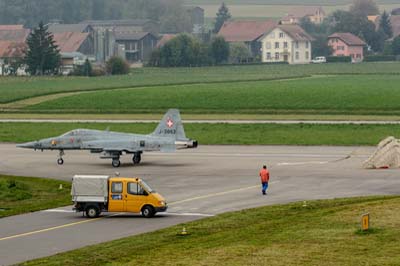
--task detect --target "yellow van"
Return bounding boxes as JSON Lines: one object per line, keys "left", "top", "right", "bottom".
{"left": 71, "top": 175, "right": 167, "bottom": 218}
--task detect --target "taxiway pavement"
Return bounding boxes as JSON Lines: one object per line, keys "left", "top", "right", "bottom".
{"left": 0, "top": 144, "right": 399, "bottom": 265}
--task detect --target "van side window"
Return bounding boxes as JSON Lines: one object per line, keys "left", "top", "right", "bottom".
{"left": 128, "top": 182, "right": 146, "bottom": 195}
{"left": 128, "top": 182, "right": 139, "bottom": 195}
{"left": 111, "top": 182, "right": 123, "bottom": 193}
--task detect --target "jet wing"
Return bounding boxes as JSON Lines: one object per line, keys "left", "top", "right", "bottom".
{"left": 81, "top": 138, "right": 176, "bottom": 153}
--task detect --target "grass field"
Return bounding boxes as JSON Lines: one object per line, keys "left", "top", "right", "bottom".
{"left": 2, "top": 122, "right": 399, "bottom": 145}
{"left": 0, "top": 175, "right": 71, "bottom": 218}
{"left": 26, "top": 75, "right": 400, "bottom": 115}
{"left": 1, "top": 63, "right": 400, "bottom": 105}
{"left": 22, "top": 196, "right": 400, "bottom": 266}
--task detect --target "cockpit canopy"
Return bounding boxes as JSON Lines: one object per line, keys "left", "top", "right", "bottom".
{"left": 61, "top": 129, "right": 92, "bottom": 137}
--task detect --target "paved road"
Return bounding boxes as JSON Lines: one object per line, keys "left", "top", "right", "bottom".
{"left": 1, "top": 144, "right": 399, "bottom": 265}
{"left": 1, "top": 119, "right": 400, "bottom": 124}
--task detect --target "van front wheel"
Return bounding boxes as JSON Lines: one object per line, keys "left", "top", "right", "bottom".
{"left": 86, "top": 205, "right": 100, "bottom": 218}
{"left": 142, "top": 205, "right": 155, "bottom": 218}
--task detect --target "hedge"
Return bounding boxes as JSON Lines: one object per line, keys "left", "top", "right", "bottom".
{"left": 326, "top": 56, "right": 352, "bottom": 63}
{"left": 364, "top": 55, "right": 396, "bottom": 62}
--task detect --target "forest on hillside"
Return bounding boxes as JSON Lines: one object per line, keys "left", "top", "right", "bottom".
{"left": 0, "top": 0, "right": 189, "bottom": 28}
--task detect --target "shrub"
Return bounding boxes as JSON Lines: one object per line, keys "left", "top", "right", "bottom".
{"left": 106, "top": 56, "right": 130, "bottom": 75}
{"left": 326, "top": 56, "right": 352, "bottom": 63}
{"left": 72, "top": 59, "right": 93, "bottom": 76}
{"left": 91, "top": 66, "right": 106, "bottom": 76}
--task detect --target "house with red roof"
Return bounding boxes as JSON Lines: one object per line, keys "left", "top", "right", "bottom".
{"left": 53, "top": 32, "right": 94, "bottom": 55}
{"left": 259, "top": 24, "right": 314, "bottom": 64}
{"left": 328, "top": 33, "right": 366, "bottom": 62}
{"left": 218, "top": 20, "right": 277, "bottom": 58}
{"left": 0, "top": 25, "right": 30, "bottom": 75}
{"left": 281, "top": 6, "right": 325, "bottom": 25}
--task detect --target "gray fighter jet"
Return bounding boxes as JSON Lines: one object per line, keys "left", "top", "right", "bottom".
{"left": 17, "top": 109, "right": 198, "bottom": 167}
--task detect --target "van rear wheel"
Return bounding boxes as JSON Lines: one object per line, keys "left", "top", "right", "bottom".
{"left": 86, "top": 205, "right": 100, "bottom": 218}
{"left": 142, "top": 205, "right": 155, "bottom": 218}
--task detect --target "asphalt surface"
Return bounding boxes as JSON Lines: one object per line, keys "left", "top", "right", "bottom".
{"left": 1, "top": 144, "right": 400, "bottom": 265}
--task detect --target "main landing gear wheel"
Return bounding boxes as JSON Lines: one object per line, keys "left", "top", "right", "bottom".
{"left": 132, "top": 153, "right": 142, "bottom": 164}
{"left": 112, "top": 159, "right": 121, "bottom": 168}
{"left": 57, "top": 158, "right": 64, "bottom": 165}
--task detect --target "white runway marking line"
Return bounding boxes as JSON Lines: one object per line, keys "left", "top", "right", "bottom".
{"left": 169, "top": 181, "right": 280, "bottom": 206}
{"left": 162, "top": 212, "right": 214, "bottom": 217}
{"left": 42, "top": 209, "right": 75, "bottom": 213}
{"left": 277, "top": 161, "right": 329, "bottom": 166}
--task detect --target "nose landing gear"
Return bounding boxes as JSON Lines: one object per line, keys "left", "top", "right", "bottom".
{"left": 112, "top": 158, "right": 121, "bottom": 168}
{"left": 57, "top": 150, "right": 65, "bottom": 165}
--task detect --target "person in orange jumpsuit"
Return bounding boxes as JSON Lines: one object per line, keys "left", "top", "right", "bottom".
{"left": 259, "top": 165, "right": 270, "bottom": 195}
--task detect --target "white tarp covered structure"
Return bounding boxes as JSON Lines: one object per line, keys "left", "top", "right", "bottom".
{"left": 71, "top": 175, "right": 109, "bottom": 202}
{"left": 363, "top": 136, "right": 400, "bottom": 169}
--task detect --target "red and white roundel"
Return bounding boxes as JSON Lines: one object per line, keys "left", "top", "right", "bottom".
{"left": 166, "top": 118, "right": 174, "bottom": 128}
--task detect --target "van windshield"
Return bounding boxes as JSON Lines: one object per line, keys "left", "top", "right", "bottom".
{"left": 140, "top": 180, "right": 154, "bottom": 193}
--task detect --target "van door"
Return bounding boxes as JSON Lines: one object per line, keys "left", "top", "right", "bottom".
{"left": 108, "top": 180, "right": 125, "bottom": 212}
{"left": 125, "top": 182, "right": 149, "bottom": 213}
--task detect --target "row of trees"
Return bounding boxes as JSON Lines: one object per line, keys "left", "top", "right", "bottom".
{"left": 148, "top": 34, "right": 230, "bottom": 67}
{"left": 0, "top": 0, "right": 191, "bottom": 33}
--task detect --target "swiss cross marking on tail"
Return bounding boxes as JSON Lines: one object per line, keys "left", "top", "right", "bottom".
{"left": 166, "top": 118, "right": 174, "bottom": 128}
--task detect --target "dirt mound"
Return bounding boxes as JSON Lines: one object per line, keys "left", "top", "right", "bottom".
{"left": 363, "top": 136, "right": 400, "bottom": 169}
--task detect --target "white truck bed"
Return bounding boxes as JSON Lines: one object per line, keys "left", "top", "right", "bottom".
{"left": 71, "top": 175, "right": 109, "bottom": 203}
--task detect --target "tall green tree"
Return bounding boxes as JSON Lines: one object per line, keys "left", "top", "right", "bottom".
{"left": 379, "top": 11, "right": 393, "bottom": 39}
{"left": 214, "top": 2, "right": 231, "bottom": 34}
{"left": 24, "top": 22, "right": 61, "bottom": 75}
{"left": 229, "top": 42, "right": 251, "bottom": 63}
{"left": 211, "top": 36, "right": 229, "bottom": 64}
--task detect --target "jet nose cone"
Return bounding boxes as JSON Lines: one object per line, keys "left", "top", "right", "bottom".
{"left": 16, "top": 141, "right": 38, "bottom": 149}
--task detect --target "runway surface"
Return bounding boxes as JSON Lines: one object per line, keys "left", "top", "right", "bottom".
{"left": 1, "top": 144, "right": 399, "bottom": 265}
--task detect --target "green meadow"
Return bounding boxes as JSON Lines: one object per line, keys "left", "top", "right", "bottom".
{"left": 1, "top": 62, "right": 400, "bottom": 104}
{"left": 0, "top": 175, "right": 71, "bottom": 218}
{"left": 26, "top": 75, "right": 400, "bottom": 115}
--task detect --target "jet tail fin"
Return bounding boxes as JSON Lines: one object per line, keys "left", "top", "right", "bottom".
{"left": 151, "top": 109, "right": 187, "bottom": 140}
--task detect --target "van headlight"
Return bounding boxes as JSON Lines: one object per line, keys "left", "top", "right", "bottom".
{"left": 159, "top": 201, "right": 166, "bottom": 206}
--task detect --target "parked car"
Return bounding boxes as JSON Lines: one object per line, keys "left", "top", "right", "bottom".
{"left": 312, "top": 56, "right": 326, "bottom": 63}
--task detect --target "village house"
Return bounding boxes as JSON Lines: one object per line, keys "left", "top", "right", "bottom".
{"left": 281, "top": 6, "right": 325, "bottom": 25}
{"left": 218, "top": 20, "right": 277, "bottom": 59}
{"left": 259, "top": 24, "right": 314, "bottom": 64}
{"left": 328, "top": 33, "right": 366, "bottom": 62}
{"left": 0, "top": 25, "right": 30, "bottom": 75}
{"left": 81, "top": 20, "right": 160, "bottom": 62}
{"left": 114, "top": 31, "right": 158, "bottom": 62}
